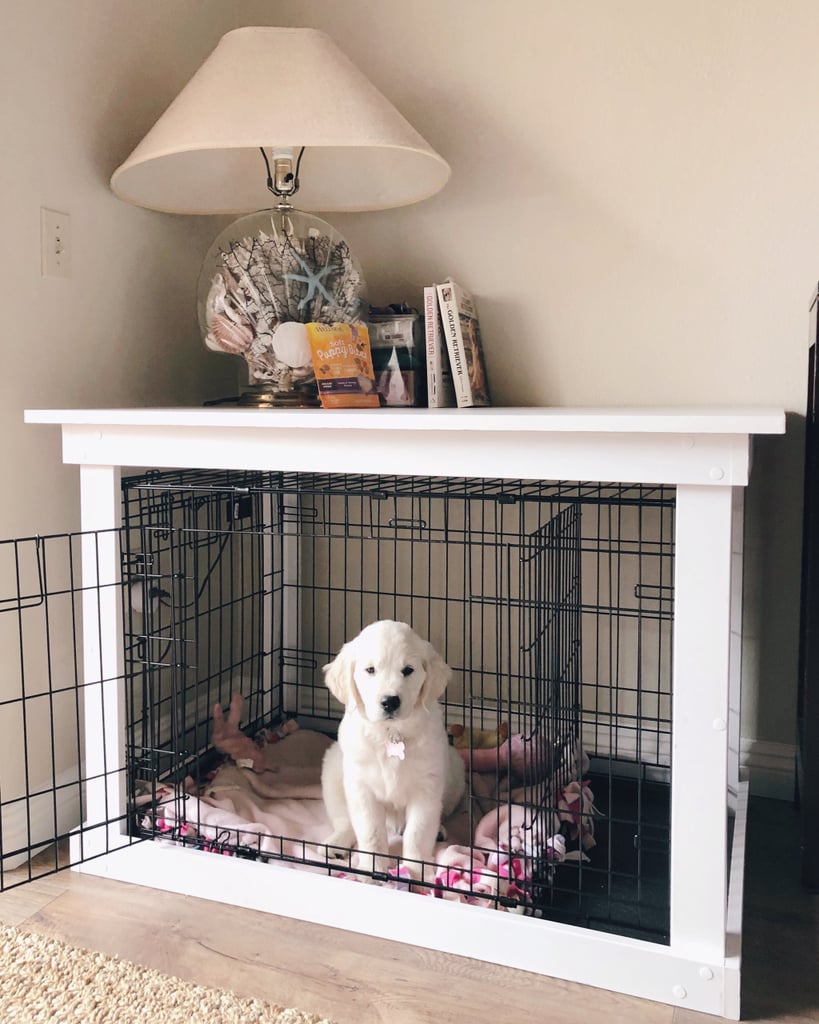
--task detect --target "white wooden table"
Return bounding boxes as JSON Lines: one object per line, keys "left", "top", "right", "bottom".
{"left": 25, "top": 405, "right": 786, "bottom": 1018}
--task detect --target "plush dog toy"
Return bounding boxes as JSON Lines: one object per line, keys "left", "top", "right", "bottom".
{"left": 448, "top": 722, "right": 509, "bottom": 750}
{"left": 558, "top": 779, "right": 597, "bottom": 851}
{"left": 452, "top": 729, "right": 553, "bottom": 785}
{"left": 212, "top": 693, "right": 298, "bottom": 770}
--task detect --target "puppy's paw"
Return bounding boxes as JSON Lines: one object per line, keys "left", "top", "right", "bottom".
{"left": 356, "top": 853, "right": 395, "bottom": 879}
{"left": 314, "top": 830, "right": 356, "bottom": 864}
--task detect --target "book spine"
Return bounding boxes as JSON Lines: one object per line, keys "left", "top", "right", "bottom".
{"left": 423, "top": 286, "right": 443, "bottom": 408}
{"left": 436, "top": 284, "right": 473, "bottom": 407}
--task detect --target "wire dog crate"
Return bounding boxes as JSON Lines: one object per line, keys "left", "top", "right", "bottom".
{"left": 13, "top": 406, "right": 784, "bottom": 1018}
{"left": 122, "top": 470, "right": 675, "bottom": 939}
{"left": 2, "top": 469, "right": 675, "bottom": 943}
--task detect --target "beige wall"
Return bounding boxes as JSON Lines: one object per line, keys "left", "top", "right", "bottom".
{"left": 1, "top": 1, "right": 811, "bottom": 756}
{"left": 239, "top": 0, "right": 812, "bottom": 407}
{"left": 1, "top": 0, "right": 239, "bottom": 541}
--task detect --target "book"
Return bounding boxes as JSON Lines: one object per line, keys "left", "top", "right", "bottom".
{"left": 423, "top": 286, "right": 456, "bottom": 408}
{"left": 436, "top": 279, "right": 491, "bottom": 408}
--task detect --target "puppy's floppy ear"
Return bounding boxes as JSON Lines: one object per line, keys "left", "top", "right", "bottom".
{"left": 323, "top": 642, "right": 364, "bottom": 714}
{"left": 418, "top": 642, "right": 451, "bottom": 710}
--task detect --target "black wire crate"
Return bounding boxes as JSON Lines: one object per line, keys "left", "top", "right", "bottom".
{"left": 0, "top": 471, "right": 674, "bottom": 943}
{"left": 0, "top": 529, "right": 134, "bottom": 888}
{"left": 121, "top": 470, "right": 675, "bottom": 942}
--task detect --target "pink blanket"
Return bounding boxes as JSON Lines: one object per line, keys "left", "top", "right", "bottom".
{"left": 143, "top": 720, "right": 594, "bottom": 910}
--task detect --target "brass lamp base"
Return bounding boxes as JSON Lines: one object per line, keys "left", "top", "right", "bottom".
{"left": 238, "top": 384, "right": 320, "bottom": 409}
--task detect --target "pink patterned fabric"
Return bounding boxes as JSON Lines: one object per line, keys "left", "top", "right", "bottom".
{"left": 141, "top": 706, "right": 594, "bottom": 912}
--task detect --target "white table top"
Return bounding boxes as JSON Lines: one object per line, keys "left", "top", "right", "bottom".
{"left": 25, "top": 405, "right": 786, "bottom": 434}
{"left": 24, "top": 406, "right": 787, "bottom": 486}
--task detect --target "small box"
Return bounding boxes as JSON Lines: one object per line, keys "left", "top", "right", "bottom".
{"left": 368, "top": 306, "right": 427, "bottom": 407}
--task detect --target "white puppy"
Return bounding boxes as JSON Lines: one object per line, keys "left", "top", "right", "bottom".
{"left": 320, "top": 620, "right": 465, "bottom": 878}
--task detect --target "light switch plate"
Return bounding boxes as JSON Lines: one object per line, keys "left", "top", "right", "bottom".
{"left": 41, "top": 208, "right": 71, "bottom": 278}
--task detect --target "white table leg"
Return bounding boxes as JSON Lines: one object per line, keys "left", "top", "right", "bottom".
{"left": 75, "top": 463, "right": 126, "bottom": 859}
{"left": 671, "top": 484, "right": 734, "bottom": 964}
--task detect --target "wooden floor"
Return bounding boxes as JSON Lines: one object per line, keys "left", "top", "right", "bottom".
{"left": 0, "top": 797, "right": 816, "bottom": 1024}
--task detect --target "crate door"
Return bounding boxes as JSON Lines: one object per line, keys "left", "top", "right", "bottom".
{"left": 0, "top": 528, "right": 136, "bottom": 889}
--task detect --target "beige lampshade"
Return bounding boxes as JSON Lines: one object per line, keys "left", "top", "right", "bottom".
{"left": 110, "top": 26, "right": 450, "bottom": 214}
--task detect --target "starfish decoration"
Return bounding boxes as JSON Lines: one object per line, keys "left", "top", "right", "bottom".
{"left": 282, "top": 250, "right": 339, "bottom": 311}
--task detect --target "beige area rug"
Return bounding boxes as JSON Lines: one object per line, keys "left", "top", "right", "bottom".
{"left": 0, "top": 924, "right": 336, "bottom": 1024}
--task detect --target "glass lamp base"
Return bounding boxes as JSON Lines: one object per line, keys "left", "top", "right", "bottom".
{"left": 198, "top": 204, "right": 366, "bottom": 410}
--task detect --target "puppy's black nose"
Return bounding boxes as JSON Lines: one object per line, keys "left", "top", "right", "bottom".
{"left": 381, "top": 695, "right": 401, "bottom": 717}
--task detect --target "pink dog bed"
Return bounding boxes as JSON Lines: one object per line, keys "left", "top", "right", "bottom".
{"left": 140, "top": 697, "right": 596, "bottom": 911}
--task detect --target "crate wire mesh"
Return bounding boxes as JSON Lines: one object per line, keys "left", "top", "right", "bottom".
{"left": 0, "top": 529, "right": 134, "bottom": 885}
{"left": 121, "top": 470, "right": 675, "bottom": 940}
{"left": 0, "top": 470, "right": 675, "bottom": 944}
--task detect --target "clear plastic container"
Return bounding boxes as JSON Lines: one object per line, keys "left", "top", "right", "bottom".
{"left": 368, "top": 305, "right": 427, "bottom": 407}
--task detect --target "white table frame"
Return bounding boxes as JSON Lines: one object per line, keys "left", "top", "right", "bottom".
{"left": 25, "top": 406, "right": 786, "bottom": 1019}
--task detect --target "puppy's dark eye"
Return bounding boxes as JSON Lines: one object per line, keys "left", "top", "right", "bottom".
{"left": 401, "top": 666, "right": 414, "bottom": 677}
{"left": 365, "top": 666, "right": 376, "bottom": 675}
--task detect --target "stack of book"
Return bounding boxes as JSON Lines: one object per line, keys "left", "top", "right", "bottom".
{"left": 423, "top": 278, "right": 491, "bottom": 408}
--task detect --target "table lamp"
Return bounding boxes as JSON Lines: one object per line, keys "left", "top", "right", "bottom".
{"left": 110, "top": 26, "right": 450, "bottom": 406}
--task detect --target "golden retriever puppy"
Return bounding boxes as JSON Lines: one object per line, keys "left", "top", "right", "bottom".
{"left": 320, "top": 620, "right": 465, "bottom": 879}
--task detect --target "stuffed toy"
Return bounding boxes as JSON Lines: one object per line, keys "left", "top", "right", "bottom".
{"left": 448, "top": 722, "right": 509, "bottom": 750}
{"left": 452, "top": 729, "right": 554, "bottom": 785}
{"left": 212, "top": 693, "right": 297, "bottom": 770}
{"left": 558, "top": 780, "right": 597, "bottom": 851}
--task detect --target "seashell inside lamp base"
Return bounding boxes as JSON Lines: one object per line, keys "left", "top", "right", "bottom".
{"left": 271, "top": 321, "right": 312, "bottom": 369}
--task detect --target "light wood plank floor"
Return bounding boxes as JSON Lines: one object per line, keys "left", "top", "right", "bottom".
{"left": 0, "top": 797, "right": 816, "bottom": 1024}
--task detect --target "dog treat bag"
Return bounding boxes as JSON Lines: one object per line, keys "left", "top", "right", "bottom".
{"left": 307, "top": 322, "right": 380, "bottom": 409}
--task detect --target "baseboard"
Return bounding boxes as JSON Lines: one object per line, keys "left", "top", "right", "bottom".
{"left": 739, "top": 738, "right": 795, "bottom": 801}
